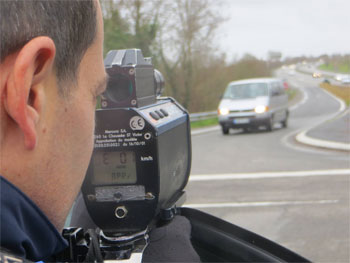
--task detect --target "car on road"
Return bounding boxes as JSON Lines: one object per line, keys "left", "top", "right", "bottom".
{"left": 218, "top": 78, "right": 289, "bottom": 134}
{"left": 334, "top": 74, "right": 345, "bottom": 81}
{"left": 333, "top": 74, "right": 350, "bottom": 84}
{"left": 341, "top": 76, "right": 350, "bottom": 85}
{"left": 312, "top": 72, "right": 322, "bottom": 78}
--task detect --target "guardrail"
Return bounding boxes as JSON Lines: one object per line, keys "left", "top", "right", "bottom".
{"left": 189, "top": 111, "right": 217, "bottom": 122}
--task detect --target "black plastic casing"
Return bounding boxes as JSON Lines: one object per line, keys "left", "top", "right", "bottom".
{"left": 82, "top": 98, "right": 191, "bottom": 234}
{"left": 102, "top": 49, "right": 156, "bottom": 108}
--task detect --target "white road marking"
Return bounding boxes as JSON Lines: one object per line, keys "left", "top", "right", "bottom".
{"left": 289, "top": 85, "right": 308, "bottom": 112}
{"left": 281, "top": 127, "right": 335, "bottom": 155}
{"left": 335, "top": 108, "right": 350, "bottom": 120}
{"left": 320, "top": 87, "right": 346, "bottom": 113}
{"left": 189, "top": 169, "right": 350, "bottom": 181}
{"left": 184, "top": 200, "right": 339, "bottom": 209}
{"left": 191, "top": 126, "right": 220, "bottom": 135}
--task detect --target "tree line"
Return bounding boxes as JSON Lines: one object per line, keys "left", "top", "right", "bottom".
{"left": 102, "top": 0, "right": 272, "bottom": 113}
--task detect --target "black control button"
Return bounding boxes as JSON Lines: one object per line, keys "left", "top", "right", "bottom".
{"left": 155, "top": 110, "right": 164, "bottom": 118}
{"left": 150, "top": 112, "right": 160, "bottom": 120}
{"left": 160, "top": 109, "right": 169, "bottom": 116}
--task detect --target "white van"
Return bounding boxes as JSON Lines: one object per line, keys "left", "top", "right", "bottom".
{"left": 218, "top": 78, "right": 289, "bottom": 134}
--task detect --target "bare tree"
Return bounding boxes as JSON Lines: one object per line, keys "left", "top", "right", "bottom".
{"left": 158, "top": 0, "right": 224, "bottom": 110}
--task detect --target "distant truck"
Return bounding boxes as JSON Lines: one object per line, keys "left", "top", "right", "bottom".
{"left": 218, "top": 78, "right": 289, "bottom": 134}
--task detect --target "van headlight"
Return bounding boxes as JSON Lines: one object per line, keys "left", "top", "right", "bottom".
{"left": 218, "top": 108, "right": 229, "bottom": 115}
{"left": 254, "top": 105, "right": 268, "bottom": 114}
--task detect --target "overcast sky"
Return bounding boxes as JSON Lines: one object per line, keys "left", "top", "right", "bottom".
{"left": 215, "top": 0, "right": 350, "bottom": 61}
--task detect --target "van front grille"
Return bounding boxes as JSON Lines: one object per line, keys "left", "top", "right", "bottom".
{"left": 229, "top": 109, "right": 254, "bottom": 113}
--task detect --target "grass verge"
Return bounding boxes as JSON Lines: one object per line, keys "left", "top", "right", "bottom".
{"left": 320, "top": 83, "right": 350, "bottom": 106}
{"left": 318, "top": 63, "right": 350, "bottom": 74}
{"left": 286, "top": 87, "right": 297, "bottom": 101}
{"left": 191, "top": 117, "right": 218, "bottom": 129}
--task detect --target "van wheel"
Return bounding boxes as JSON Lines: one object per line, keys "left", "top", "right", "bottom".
{"left": 222, "top": 126, "right": 229, "bottom": 135}
{"left": 266, "top": 117, "right": 273, "bottom": 132}
{"left": 281, "top": 110, "right": 289, "bottom": 128}
{"left": 281, "top": 118, "right": 288, "bottom": 128}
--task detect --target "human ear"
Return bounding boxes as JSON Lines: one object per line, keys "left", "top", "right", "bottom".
{"left": 3, "top": 37, "right": 56, "bottom": 150}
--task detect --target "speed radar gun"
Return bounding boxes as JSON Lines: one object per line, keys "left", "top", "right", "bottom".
{"left": 56, "top": 49, "right": 191, "bottom": 262}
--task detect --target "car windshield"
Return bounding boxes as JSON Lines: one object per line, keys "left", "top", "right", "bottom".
{"left": 223, "top": 83, "right": 268, "bottom": 99}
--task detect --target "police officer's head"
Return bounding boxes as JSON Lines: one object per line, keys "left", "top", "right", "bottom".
{"left": 0, "top": 0, "right": 107, "bottom": 230}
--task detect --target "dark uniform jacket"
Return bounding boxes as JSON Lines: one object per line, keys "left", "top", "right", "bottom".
{"left": 0, "top": 176, "right": 200, "bottom": 262}
{"left": 0, "top": 176, "right": 67, "bottom": 262}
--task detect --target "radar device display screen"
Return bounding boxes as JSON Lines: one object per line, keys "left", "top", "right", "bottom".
{"left": 92, "top": 151, "right": 137, "bottom": 185}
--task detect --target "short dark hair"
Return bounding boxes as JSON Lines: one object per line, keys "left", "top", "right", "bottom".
{"left": 0, "top": 0, "right": 97, "bottom": 96}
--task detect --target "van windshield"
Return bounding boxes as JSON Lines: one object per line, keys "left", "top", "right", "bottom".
{"left": 223, "top": 83, "right": 268, "bottom": 99}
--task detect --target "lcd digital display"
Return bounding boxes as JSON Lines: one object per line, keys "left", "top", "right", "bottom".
{"left": 92, "top": 151, "right": 137, "bottom": 185}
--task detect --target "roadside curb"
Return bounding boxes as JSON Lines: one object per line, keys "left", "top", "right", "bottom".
{"left": 295, "top": 88, "right": 349, "bottom": 152}
{"left": 296, "top": 130, "right": 350, "bottom": 151}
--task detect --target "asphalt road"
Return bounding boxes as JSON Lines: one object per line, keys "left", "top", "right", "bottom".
{"left": 184, "top": 71, "right": 350, "bottom": 262}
